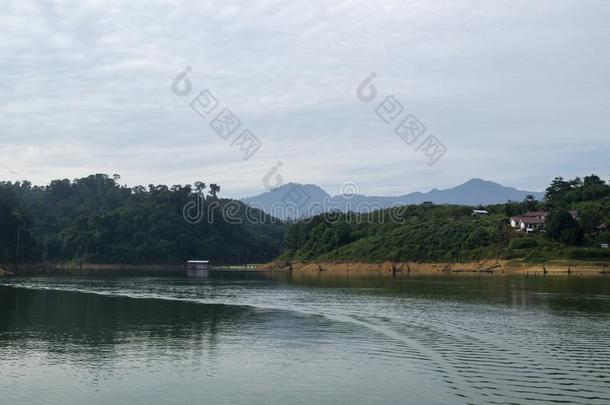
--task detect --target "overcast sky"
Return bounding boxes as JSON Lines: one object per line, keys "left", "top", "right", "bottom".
{"left": 1, "top": 0, "right": 609, "bottom": 198}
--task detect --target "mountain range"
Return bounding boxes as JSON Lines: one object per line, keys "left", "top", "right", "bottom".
{"left": 242, "top": 178, "right": 544, "bottom": 220}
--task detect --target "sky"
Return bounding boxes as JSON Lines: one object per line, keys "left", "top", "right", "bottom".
{"left": 1, "top": 0, "right": 609, "bottom": 198}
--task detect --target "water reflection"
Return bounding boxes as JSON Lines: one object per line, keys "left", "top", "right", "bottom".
{"left": 265, "top": 271, "right": 610, "bottom": 313}
{"left": 0, "top": 286, "right": 261, "bottom": 371}
{"left": 1, "top": 273, "right": 610, "bottom": 404}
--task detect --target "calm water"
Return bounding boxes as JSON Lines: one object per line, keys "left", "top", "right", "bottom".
{"left": 1, "top": 272, "right": 610, "bottom": 404}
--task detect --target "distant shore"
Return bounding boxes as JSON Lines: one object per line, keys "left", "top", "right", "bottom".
{"left": 3, "top": 262, "right": 184, "bottom": 274}
{"left": 2, "top": 262, "right": 262, "bottom": 274}
{"left": 3, "top": 259, "right": 609, "bottom": 277}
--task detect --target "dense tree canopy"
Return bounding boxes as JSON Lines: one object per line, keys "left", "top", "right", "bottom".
{"left": 545, "top": 209, "right": 583, "bottom": 245}
{"left": 545, "top": 175, "right": 610, "bottom": 207}
{"left": 0, "top": 187, "right": 34, "bottom": 263}
{"left": 0, "top": 174, "right": 285, "bottom": 266}
{"left": 1, "top": 173, "right": 610, "bottom": 267}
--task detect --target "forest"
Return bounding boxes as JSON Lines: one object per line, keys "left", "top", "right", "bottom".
{"left": 1, "top": 174, "right": 610, "bottom": 267}
{"left": 0, "top": 174, "right": 284, "bottom": 266}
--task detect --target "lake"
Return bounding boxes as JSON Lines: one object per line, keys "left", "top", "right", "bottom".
{"left": 1, "top": 271, "right": 610, "bottom": 404}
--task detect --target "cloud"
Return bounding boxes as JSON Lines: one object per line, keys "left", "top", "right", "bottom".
{"left": 1, "top": 0, "right": 609, "bottom": 196}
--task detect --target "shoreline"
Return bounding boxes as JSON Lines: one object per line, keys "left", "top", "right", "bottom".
{"left": 4, "top": 262, "right": 185, "bottom": 274}
{"left": 260, "top": 259, "right": 610, "bottom": 277}
{"left": 3, "top": 259, "right": 610, "bottom": 277}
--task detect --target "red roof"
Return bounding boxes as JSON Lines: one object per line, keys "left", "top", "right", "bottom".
{"left": 520, "top": 211, "right": 548, "bottom": 217}
{"left": 511, "top": 210, "right": 578, "bottom": 225}
{"left": 519, "top": 217, "right": 545, "bottom": 224}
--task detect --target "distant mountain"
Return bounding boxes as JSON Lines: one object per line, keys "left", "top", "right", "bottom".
{"left": 242, "top": 178, "right": 544, "bottom": 220}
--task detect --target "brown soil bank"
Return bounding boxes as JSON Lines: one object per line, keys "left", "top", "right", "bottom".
{"left": 6, "top": 260, "right": 610, "bottom": 277}
{"left": 260, "top": 260, "right": 610, "bottom": 277}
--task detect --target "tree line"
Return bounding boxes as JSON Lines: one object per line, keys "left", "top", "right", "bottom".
{"left": 2, "top": 173, "right": 610, "bottom": 267}
{"left": 0, "top": 174, "right": 285, "bottom": 266}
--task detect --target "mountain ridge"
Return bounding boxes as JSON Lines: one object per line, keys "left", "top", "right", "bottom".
{"left": 242, "top": 178, "right": 545, "bottom": 220}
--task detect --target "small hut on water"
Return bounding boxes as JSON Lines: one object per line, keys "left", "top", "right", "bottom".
{"left": 186, "top": 260, "right": 210, "bottom": 277}
{"left": 187, "top": 260, "right": 209, "bottom": 270}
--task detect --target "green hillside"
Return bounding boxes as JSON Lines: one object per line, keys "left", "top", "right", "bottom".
{"left": 282, "top": 175, "right": 610, "bottom": 263}
{"left": 0, "top": 174, "right": 285, "bottom": 266}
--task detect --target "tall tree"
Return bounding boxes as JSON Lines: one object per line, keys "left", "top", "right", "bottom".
{"left": 544, "top": 177, "right": 572, "bottom": 207}
{"left": 524, "top": 194, "right": 538, "bottom": 211}
{"left": 546, "top": 209, "right": 583, "bottom": 245}
{"left": 194, "top": 181, "right": 206, "bottom": 194}
{"left": 208, "top": 184, "right": 221, "bottom": 199}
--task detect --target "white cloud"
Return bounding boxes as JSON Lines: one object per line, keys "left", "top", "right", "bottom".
{"left": 1, "top": 0, "right": 609, "bottom": 196}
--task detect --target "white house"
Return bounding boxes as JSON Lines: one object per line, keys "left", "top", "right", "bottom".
{"left": 510, "top": 210, "right": 578, "bottom": 232}
{"left": 510, "top": 211, "right": 547, "bottom": 231}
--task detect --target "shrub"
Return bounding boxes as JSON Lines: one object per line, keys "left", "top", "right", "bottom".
{"left": 509, "top": 238, "right": 539, "bottom": 249}
{"left": 568, "top": 248, "right": 610, "bottom": 260}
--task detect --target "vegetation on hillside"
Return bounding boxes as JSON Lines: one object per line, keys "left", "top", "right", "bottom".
{"left": 0, "top": 174, "right": 284, "bottom": 266}
{"left": 282, "top": 175, "right": 610, "bottom": 263}
{"left": 2, "top": 173, "right": 609, "bottom": 267}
